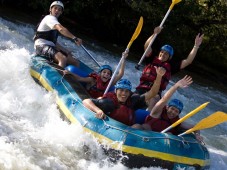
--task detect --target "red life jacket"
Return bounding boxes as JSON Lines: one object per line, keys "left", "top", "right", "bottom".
{"left": 87, "top": 73, "right": 110, "bottom": 98}
{"left": 136, "top": 57, "right": 171, "bottom": 92}
{"left": 145, "top": 106, "right": 180, "bottom": 134}
{"left": 103, "top": 92, "right": 135, "bottom": 126}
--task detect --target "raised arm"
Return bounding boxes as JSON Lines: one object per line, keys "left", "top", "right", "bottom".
{"left": 144, "top": 67, "right": 166, "bottom": 101}
{"left": 180, "top": 33, "right": 204, "bottom": 69}
{"left": 144, "top": 27, "right": 162, "bottom": 57}
{"left": 144, "top": 26, "right": 162, "bottom": 50}
{"left": 112, "top": 50, "right": 128, "bottom": 85}
{"left": 150, "top": 75, "right": 193, "bottom": 118}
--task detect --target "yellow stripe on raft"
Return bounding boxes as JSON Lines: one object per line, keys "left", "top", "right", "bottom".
{"left": 30, "top": 69, "right": 53, "bottom": 92}
{"left": 31, "top": 69, "right": 209, "bottom": 167}
{"left": 57, "top": 98, "right": 209, "bottom": 167}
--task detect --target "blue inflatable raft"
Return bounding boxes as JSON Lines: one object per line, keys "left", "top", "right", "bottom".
{"left": 30, "top": 56, "right": 210, "bottom": 169}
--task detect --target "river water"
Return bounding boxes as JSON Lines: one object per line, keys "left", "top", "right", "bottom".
{"left": 0, "top": 17, "right": 227, "bottom": 170}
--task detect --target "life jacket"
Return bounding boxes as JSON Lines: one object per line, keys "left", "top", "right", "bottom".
{"left": 33, "top": 15, "right": 59, "bottom": 44}
{"left": 103, "top": 92, "right": 135, "bottom": 126}
{"left": 33, "top": 30, "right": 59, "bottom": 44}
{"left": 136, "top": 57, "right": 171, "bottom": 92}
{"left": 87, "top": 73, "right": 110, "bottom": 98}
{"left": 145, "top": 106, "right": 180, "bottom": 134}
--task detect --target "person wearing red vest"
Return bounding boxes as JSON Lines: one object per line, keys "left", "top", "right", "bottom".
{"left": 135, "top": 27, "right": 204, "bottom": 110}
{"left": 134, "top": 75, "right": 203, "bottom": 141}
{"left": 64, "top": 51, "right": 128, "bottom": 98}
{"left": 82, "top": 67, "right": 166, "bottom": 126}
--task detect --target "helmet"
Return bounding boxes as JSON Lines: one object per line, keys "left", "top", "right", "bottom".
{"left": 50, "top": 1, "right": 64, "bottom": 11}
{"left": 168, "top": 99, "right": 184, "bottom": 113}
{"left": 160, "top": 45, "right": 174, "bottom": 59}
{"left": 115, "top": 79, "right": 132, "bottom": 91}
{"left": 98, "top": 65, "right": 112, "bottom": 75}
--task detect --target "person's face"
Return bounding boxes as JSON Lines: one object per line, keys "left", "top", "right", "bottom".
{"left": 100, "top": 69, "right": 111, "bottom": 82}
{"left": 50, "top": 6, "right": 63, "bottom": 17}
{"left": 158, "top": 50, "right": 170, "bottom": 62}
{"left": 166, "top": 106, "right": 180, "bottom": 119}
{"left": 116, "top": 89, "right": 130, "bottom": 103}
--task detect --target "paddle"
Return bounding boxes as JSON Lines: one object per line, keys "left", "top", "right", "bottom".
{"left": 161, "top": 102, "right": 209, "bottom": 133}
{"left": 135, "top": 0, "right": 182, "bottom": 70}
{"left": 81, "top": 44, "right": 101, "bottom": 67}
{"left": 103, "top": 16, "right": 144, "bottom": 95}
{"left": 178, "top": 111, "right": 227, "bottom": 136}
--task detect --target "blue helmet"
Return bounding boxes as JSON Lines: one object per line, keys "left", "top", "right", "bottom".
{"left": 115, "top": 79, "right": 132, "bottom": 91}
{"left": 98, "top": 65, "right": 112, "bottom": 75}
{"left": 160, "top": 44, "right": 174, "bottom": 59}
{"left": 168, "top": 99, "right": 184, "bottom": 113}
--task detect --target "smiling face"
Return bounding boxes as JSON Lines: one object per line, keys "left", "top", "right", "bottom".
{"left": 100, "top": 69, "right": 112, "bottom": 82}
{"left": 166, "top": 106, "right": 180, "bottom": 119}
{"left": 50, "top": 5, "right": 63, "bottom": 18}
{"left": 116, "top": 89, "right": 131, "bottom": 103}
{"left": 157, "top": 50, "right": 170, "bottom": 62}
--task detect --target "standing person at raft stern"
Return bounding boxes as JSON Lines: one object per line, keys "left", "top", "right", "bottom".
{"left": 135, "top": 75, "right": 203, "bottom": 141}
{"left": 82, "top": 67, "right": 166, "bottom": 126}
{"left": 64, "top": 51, "right": 129, "bottom": 98}
{"left": 135, "top": 26, "right": 204, "bottom": 110}
{"left": 34, "top": 1, "right": 82, "bottom": 68}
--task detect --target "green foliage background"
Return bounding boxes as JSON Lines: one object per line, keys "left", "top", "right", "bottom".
{"left": 1, "top": 0, "right": 227, "bottom": 72}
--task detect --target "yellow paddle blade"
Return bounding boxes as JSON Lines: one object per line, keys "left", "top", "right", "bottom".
{"left": 171, "top": 102, "right": 209, "bottom": 128}
{"left": 170, "top": 0, "right": 182, "bottom": 10}
{"left": 127, "top": 16, "right": 143, "bottom": 49}
{"left": 161, "top": 102, "right": 209, "bottom": 133}
{"left": 183, "top": 111, "right": 227, "bottom": 134}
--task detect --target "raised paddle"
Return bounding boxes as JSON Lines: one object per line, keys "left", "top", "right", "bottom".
{"left": 81, "top": 44, "right": 101, "bottom": 67}
{"left": 178, "top": 111, "right": 227, "bottom": 136}
{"left": 161, "top": 102, "right": 209, "bottom": 133}
{"left": 135, "top": 0, "right": 182, "bottom": 70}
{"left": 104, "top": 16, "right": 144, "bottom": 95}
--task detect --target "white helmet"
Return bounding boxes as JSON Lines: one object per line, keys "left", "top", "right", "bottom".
{"left": 50, "top": 1, "right": 64, "bottom": 11}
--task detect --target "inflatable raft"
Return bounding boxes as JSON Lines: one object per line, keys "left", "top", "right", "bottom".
{"left": 30, "top": 56, "right": 210, "bottom": 169}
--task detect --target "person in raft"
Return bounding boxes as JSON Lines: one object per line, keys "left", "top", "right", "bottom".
{"left": 64, "top": 51, "right": 129, "bottom": 98}
{"left": 34, "top": 1, "right": 82, "bottom": 68}
{"left": 133, "top": 75, "right": 203, "bottom": 141}
{"left": 135, "top": 26, "right": 204, "bottom": 110}
{"left": 82, "top": 66, "right": 166, "bottom": 126}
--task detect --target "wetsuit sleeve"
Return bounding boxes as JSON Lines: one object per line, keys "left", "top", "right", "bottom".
{"left": 91, "top": 98, "right": 115, "bottom": 114}
{"left": 131, "top": 93, "right": 146, "bottom": 110}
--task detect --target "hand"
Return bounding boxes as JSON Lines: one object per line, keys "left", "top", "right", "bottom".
{"left": 63, "top": 70, "right": 71, "bottom": 75}
{"left": 194, "top": 33, "right": 204, "bottom": 47}
{"left": 176, "top": 75, "right": 193, "bottom": 88}
{"left": 155, "top": 66, "right": 166, "bottom": 77}
{"left": 75, "top": 38, "right": 82, "bottom": 46}
{"left": 194, "top": 131, "right": 204, "bottom": 142}
{"left": 95, "top": 110, "right": 106, "bottom": 119}
{"left": 67, "top": 51, "right": 73, "bottom": 57}
{"left": 122, "top": 49, "right": 129, "bottom": 59}
{"left": 154, "top": 26, "right": 162, "bottom": 34}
